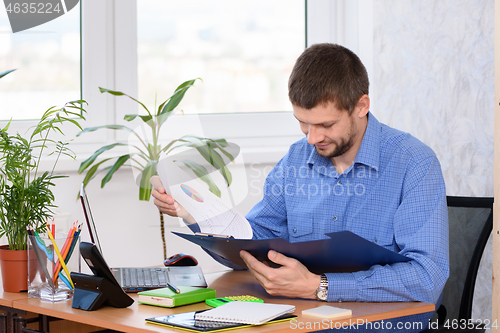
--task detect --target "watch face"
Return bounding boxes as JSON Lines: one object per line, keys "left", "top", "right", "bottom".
{"left": 316, "top": 288, "right": 328, "bottom": 301}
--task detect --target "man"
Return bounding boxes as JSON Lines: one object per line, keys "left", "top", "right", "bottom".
{"left": 152, "top": 43, "right": 448, "bottom": 331}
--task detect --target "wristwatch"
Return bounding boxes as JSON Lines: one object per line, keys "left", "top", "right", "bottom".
{"left": 315, "top": 274, "right": 328, "bottom": 301}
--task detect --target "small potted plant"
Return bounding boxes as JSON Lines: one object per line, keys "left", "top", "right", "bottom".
{"left": 0, "top": 90, "right": 86, "bottom": 292}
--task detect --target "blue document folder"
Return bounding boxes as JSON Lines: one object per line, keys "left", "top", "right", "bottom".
{"left": 172, "top": 231, "right": 409, "bottom": 274}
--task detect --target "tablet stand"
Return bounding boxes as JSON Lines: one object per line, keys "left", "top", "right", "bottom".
{"left": 70, "top": 272, "right": 134, "bottom": 311}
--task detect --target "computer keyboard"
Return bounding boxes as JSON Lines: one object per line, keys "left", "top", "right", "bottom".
{"left": 122, "top": 267, "right": 168, "bottom": 288}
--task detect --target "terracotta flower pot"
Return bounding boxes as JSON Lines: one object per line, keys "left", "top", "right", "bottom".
{"left": 0, "top": 245, "right": 28, "bottom": 292}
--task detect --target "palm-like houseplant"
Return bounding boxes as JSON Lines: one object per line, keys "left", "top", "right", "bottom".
{"left": 0, "top": 101, "right": 87, "bottom": 250}
{"left": 0, "top": 68, "right": 87, "bottom": 251}
{"left": 78, "top": 79, "right": 236, "bottom": 260}
{"left": 0, "top": 76, "right": 86, "bottom": 291}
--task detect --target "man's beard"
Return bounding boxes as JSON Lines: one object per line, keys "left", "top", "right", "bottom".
{"left": 315, "top": 118, "right": 357, "bottom": 159}
{"left": 315, "top": 137, "right": 354, "bottom": 158}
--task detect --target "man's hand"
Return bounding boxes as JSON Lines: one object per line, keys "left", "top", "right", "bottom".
{"left": 150, "top": 176, "right": 196, "bottom": 224}
{"left": 240, "top": 249, "right": 321, "bottom": 299}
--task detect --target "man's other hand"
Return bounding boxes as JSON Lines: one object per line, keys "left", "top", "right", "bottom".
{"left": 240, "top": 249, "right": 321, "bottom": 299}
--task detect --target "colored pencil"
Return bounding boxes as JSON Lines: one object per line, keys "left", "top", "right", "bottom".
{"left": 53, "top": 223, "right": 82, "bottom": 285}
{"left": 46, "top": 225, "right": 74, "bottom": 289}
{"left": 65, "top": 225, "right": 81, "bottom": 265}
{"left": 52, "top": 223, "right": 76, "bottom": 283}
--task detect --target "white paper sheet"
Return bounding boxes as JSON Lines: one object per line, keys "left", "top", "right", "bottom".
{"left": 157, "top": 158, "right": 252, "bottom": 239}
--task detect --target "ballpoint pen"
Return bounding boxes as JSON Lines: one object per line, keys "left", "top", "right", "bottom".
{"left": 194, "top": 232, "right": 234, "bottom": 239}
{"left": 167, "top": 282, "right": 180, "bottom": 294}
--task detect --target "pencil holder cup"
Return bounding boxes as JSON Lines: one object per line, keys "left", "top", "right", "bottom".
{"left": 27, "top": 234, "right": 81, "bottom": 302}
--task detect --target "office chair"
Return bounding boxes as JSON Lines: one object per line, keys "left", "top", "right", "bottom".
{"left": 422, "top": 196, "right": 492, "bottom": 333}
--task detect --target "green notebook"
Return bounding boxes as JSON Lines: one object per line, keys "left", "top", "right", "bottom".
{"left": 138, "top": 286, "right": 216, "bottom": 308}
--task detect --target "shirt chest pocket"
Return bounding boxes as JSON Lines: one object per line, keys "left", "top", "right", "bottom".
{"left": 287, "top": 213, "right": 316, "bottom": 242}
{"left": 346, "top": 205, "right": 396, "bottom": 250}
{"left": 351, "top": 226, "right": 395, "bottom": 249}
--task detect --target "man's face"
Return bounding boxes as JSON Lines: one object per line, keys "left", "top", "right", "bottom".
{"left": 293, "top": 102, "right": 360, "bottom": 159}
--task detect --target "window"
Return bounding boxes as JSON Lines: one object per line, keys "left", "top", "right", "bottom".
{"left": 137, "top": 0, "right": 305, "bottom": 115}
{"left": 0, "top": 4, "right": 80, "bottom": 122}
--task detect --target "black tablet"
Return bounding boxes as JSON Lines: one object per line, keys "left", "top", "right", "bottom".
{"left": 80, "top": 183, "right": 103, "bottom": 254}
{"left": 80, "top": 241, "right": 121, "bottom": 287}
{"left": 71, "top": 241, "right": 134, "bottom": 310}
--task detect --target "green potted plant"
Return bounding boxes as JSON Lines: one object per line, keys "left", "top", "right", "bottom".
{"left": 0, "top": 93, "right": 86, "bottom": 292}
{"left": 78, "top": 79, "right": 236, "bottom": 260}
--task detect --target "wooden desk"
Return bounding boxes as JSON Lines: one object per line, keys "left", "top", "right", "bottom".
{"left": 1, "top": 270, "right": 435, "bottom": 333}
{"left": 0, "top": 289, "right": 25, "bottom": 308}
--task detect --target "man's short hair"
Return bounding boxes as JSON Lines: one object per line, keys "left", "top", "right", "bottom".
{"left": 288, "top": 43, "right": 369, "bottom": 113}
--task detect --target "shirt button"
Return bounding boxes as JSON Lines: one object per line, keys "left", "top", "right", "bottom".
{"left": 337, "top": 180, "right": 342, "bottom": 185}
{"left": 373, "top": 238, "right": 377, "bottom": 243}
{"left": 332, "top": 216, "right": 338, "bottom": 221}
{"left": 293, "top": 228, "right": 297, "bottom": 233}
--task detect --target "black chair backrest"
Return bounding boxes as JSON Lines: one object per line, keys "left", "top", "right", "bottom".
{"left": 440, "top": 196, "right": 493, "bottom": 322}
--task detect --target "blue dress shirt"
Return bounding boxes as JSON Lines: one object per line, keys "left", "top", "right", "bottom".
{"left": 246, "top": 112, "right": 449, "bottom": 305}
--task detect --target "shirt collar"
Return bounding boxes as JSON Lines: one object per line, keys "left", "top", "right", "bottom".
{"left": 306, "top": 112, "right": 380, "bottom": 171}
{"left": 354, "top": 112, "right": 380, "bottom": 171}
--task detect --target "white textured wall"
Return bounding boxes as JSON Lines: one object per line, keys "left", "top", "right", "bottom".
{"left": 373, "top": 0, "right": 494, "bottom": 197}
{"left": 372, "top": 0, "right": 494, "bottom": 328}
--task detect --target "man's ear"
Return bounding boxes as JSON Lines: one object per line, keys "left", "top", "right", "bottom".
{"left": 355, "top": 95, "right": 370, "bottom": 118}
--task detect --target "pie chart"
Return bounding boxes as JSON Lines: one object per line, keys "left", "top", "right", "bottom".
{"left": 180, "top": 184, "right": 204, "bottom": 203}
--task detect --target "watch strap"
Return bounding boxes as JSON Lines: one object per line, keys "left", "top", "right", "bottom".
{"left": 320, "top": 274, "right": 328, "bottom": 288}
{"left": 315, "top": 274, "right": 328, "bottom": 301}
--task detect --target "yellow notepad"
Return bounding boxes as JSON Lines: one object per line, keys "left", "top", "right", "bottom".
{"left": 302, "top": 305, "right": 352, "bottom": 319}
